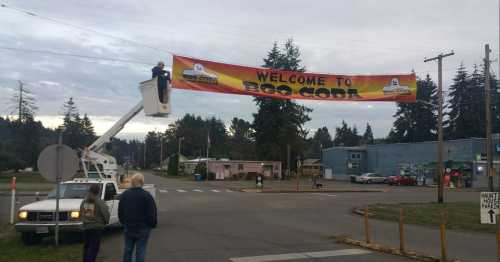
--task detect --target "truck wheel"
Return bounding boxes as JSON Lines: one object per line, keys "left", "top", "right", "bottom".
{"left": 21, "top": 232, "right": 41, "bottom": 245}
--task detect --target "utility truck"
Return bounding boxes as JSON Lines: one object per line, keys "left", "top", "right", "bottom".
{"left": 15, "top": 77, "right": 170, "bottom": 244}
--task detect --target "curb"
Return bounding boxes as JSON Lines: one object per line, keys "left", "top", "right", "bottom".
{"left": 334, "top": 235, "right": 461, "bottom": 262}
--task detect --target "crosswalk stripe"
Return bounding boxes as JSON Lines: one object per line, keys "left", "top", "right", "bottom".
{"left": 193, "top": 189, "right": 203, "bottom": 192}
{"left": 211, "top": 189, "right": 220, "bottom": 193}
{"left": 229, "top": 249, "right": 371, "bottom": 262}
{"left": 176, "top": 189, "right": 187, "bottom": 193}
{"left": 159, "top": 189, "right": 168, "bottom": 193}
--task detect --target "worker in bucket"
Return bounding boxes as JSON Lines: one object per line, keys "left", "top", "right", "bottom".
{"left": 151, "top": 61, "right": 170, "bottom": 103}
{"left": 119, "top": 173, "right": 157, "bottom": 262}
{"left": 81, "top": 183, "right": 110, "bottom": 262}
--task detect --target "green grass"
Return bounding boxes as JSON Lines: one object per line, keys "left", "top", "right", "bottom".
{"left": 368, "top": 202, "right": 496, "bottom": 233}
{"left": 0, "top": 225, "right": 82, "bottom": 262}
{"left": 0, "top": 171, "right": 50, "bottom": 183}
{"left": 0, "top": 171, "right": 54, "bottom": 191}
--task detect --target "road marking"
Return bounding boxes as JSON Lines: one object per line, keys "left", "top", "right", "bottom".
{"left": 226, "top": 189, "right": 234, "bottom": 192}
{"left": 327, "top": 194, "right": 336, "bottom": 197}
{"left": 159, "top": 189, "right": 168, "bottom": 193}
{"left": 193, "top": 189, "right": 203, "bottom": 192}
{"left": 176, "top": 189, "right": 187, "bottom": 193}
{"left": 229, "top": 249, "right": 371, "bottom": 262}
{"left": 211, "top": 189, "right": 220, "bottom": 193}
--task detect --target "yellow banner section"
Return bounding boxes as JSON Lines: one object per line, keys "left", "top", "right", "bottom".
{"left": 172, "top": 55, "right": 416, "bottom": 102}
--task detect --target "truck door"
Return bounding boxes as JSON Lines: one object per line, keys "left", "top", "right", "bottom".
{"left": 103, "top": 183, "right": 119, "bottom": 224}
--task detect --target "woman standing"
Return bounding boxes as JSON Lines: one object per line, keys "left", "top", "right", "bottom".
{"left": 81, "top": 183, "right": 110, "bottom": 262}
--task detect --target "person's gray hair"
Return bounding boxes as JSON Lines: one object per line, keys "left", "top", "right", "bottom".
{"left": 157, "top": 61, "right": 165, "bottom": 66}
{"left": 131, "top": 173, "right": 144, "bottom": 188}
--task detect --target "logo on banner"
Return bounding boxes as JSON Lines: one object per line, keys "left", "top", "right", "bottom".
{"left": 383, "top": 78, "right": 411, "bottom": 96}
{"left": 182, "top": 63, "right": 218, "bottom": 84}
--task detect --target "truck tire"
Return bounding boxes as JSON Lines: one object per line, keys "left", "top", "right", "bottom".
{"left": 21, "top": 232, "right": 41, "bottom": 245}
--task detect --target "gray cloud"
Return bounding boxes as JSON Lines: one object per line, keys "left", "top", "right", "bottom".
{"left": 0, "top": 0, "right": 499, "bottom": 139}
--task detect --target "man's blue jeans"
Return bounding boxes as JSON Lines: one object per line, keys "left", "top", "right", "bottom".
{"left": 123, "top": 227, "right": 151, "bottom": 262}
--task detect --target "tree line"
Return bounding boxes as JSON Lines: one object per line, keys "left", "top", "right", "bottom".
{"left": 1, "top": 39, "right": 497, "bottom": 173}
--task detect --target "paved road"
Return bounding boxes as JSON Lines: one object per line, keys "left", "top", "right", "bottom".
{"left": 2, "top": 173, "right": 492, "bottom": 261}
{"left": 97, "top": 174, "right": 415, "bottom": 262}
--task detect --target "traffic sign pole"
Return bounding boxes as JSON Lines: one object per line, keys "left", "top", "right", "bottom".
{"left": 55, "top": 132, "right": 62, "bottom": 247}
{"left": 9, "top": 176, "right": 16, "bottom": 224}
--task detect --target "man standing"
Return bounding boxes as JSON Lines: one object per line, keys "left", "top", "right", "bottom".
{"left": 151, "top": 61, "right": 170, "bottom": 103}
{"left": 118, "top": 173, "right": 157, "bottom": 262}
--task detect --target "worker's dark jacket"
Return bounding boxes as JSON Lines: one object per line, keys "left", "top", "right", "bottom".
{"left": 118, "top": 187, "right": 157, "bottom": 233}
{"left": 152, "top": 66, "right": 166, "bottom": 78}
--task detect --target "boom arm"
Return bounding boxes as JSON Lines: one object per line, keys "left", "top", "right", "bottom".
{"left": 88, "top": 100, "right": 144, "bottom": 153}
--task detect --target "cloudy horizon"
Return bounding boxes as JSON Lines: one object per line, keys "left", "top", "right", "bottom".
{"left": 1, "top": 0, "right": 499, "bottom": 140}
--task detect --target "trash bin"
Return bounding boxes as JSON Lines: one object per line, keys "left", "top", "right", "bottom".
{"left": 194, "top": 174, "right": 202, "bottom": 181}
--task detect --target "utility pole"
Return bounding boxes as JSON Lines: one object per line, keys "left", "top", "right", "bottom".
{"left": 18, "top": 80, "right": 23, "bottom": 121}
{"left": 160, "top": 136, "right": 163, "bottom": 170}
{"left": 424, "top": 51, "right": 455, "bottom": 204}
{"left": 287, "top": 144, "right": 291, "bottom": 179}
{"left": 178, "top": 137, "right": 184, "bottom": 174}
{"left": 178, "top": 137, "right": 184, "bottom": 157}
{"left": 485, "top": 44, "right": 494, "bottom": 192}
{"left": 206, "top": 131, "right": 210, "bottom": 181}
{"left": 143, "top": 142, "right": 147, "bottom": 169}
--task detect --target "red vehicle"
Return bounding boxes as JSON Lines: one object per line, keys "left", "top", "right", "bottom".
{"left": 387, "top": 175, "right": 417, "bottom": 186}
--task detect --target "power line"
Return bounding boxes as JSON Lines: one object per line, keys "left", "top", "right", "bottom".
{"left": 0, "top": 3, "right": 174, "bottom": 55}
{"left": 0, "top": 46, "right": 152, "bottom": 65}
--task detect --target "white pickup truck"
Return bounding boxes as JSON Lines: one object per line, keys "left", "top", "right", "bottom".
{"left": 15, "top": 178, "right": 156, "bottom": 244}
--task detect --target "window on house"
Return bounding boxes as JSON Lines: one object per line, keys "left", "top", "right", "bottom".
{"left": 351, "top": 153, "right": 361, "bottom": 159}
{"left": 348, "top": 162, "right": 360, "bottom": 169}
{"left": 238, "top": 164, "right": 244, "bottom": 170}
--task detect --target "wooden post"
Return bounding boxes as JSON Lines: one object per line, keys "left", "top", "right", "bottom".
{"left": 399, "top": 208, "right": 405, "bottom": 253}
{"left": 440, "top": 211, "right": 447, "bottom": 262}
{"left": 364, "top": 207, "right": 371, "bottom": 244}
{"left": 496, "top": 214, "right": 500, "bottom": 262}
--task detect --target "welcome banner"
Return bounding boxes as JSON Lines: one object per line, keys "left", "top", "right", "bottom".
{"left": 172, "top": 55, "right": 417, "bottom": 102}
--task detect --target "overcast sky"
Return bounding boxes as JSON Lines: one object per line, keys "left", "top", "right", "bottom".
{"left": 1, "top": 0, "right": 499, "bottom": 140}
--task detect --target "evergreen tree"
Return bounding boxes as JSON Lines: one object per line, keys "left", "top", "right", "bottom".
{"left": 59, "top": 98, "right": 87, "bottom": 149}
{"left": 306, "top": 127, "right": 333, "bottom": 158}
{"left": 445, "top": 63, "right": 472, "bottom": 139}
{"left": 228, "top": 117, "right": 255, "bottom": 160}
{"left": 144, "top": 131, "right": 161, "bottom": 168}
{"left": 10, "top": 81, "right": 38, "bottom": 122}
{"left": 333, "top": 121, "right": 360, "bottom": 146}
{"left": 81, "top": 114, "right": 96, "bottom": 146}
{"left": 389, "top": 74, "right": 438, "bottom": 142}
{"left": 253, "top": 39, "right": 312, "bottom": 174}
{"left": 362, "top": 123, "right": 375, "bottom": 145}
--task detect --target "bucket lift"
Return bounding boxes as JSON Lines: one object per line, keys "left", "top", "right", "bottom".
{"left": 140, "top": 77, "right": 171, "bottom": 117}
{"left": 81, "top": 77, "right": 171, "bottom": 180}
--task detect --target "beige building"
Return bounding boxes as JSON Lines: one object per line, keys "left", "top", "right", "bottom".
{"left": 180, "top": 158, "right": 282, "bottom": 180}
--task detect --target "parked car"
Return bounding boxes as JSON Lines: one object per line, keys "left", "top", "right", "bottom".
{"left": 355, "top": 173, "right": 387, "bottom": 184}
{"left": 387, "top": 175, "right": 417, "bottom": 186}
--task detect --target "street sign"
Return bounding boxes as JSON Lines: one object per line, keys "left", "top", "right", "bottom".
{"left": 480, "top": 192, "right": 500, "bottom": 224}
{"left": 37, "top": 144, "right": 79, "bottom": 182}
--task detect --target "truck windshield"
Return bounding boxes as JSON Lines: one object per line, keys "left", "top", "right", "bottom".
{"left": 47, "top": 183, "right": 102, "bottom": 199}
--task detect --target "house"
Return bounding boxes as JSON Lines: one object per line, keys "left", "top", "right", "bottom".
{"left": 301, "top": 159, "right": 323, "bottom": 176}
{"left": 180, "top": 158, "right": 282, "bottom": 179}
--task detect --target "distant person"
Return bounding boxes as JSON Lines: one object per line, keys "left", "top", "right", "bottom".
{"left": 118, "top": 173, "right": 157, "bottom": 262}
{"left": 151, "top": 61, "right": 170, "bottom": 103}
{"left": 81, "top": 183, "right": 110, "bottom": 262}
